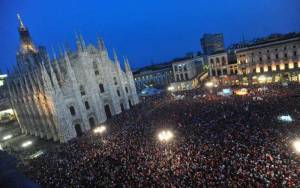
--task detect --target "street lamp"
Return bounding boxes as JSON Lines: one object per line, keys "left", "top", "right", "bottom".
{"left": 205, "top": 81, "right": 214, "bottom": 88}
{"left": 158, "top": 130, "right": 174, "bottom": 142}
{"left": 93, "top": 126, "right": 107, "bottom": 134}
{"left": 167, "top": 86, "right": 175, "bottom": 92}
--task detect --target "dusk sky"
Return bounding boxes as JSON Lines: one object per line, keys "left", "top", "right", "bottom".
{"left": 0, "top": 0, "right": 300, "bottom": 72}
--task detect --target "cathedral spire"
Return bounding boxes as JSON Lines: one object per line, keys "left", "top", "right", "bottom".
{"left": 23, "top": 75, "right": 31, "bottom": 94}
{"left": 79, "top": 34, "right": 86, "bottom": 51}
{"left": 28, "top": 72, "right": 37, "bottom": 94}
{"left": 97, "top": 37, "right": 106, "bottom": 51}
{"left": 17, "top": 14, "right": 25, "bottom": 29}
{"left": 113, "top": 49, "right": 119, "bottom": 62}
{"left": 113, "top": 49, "right": 122, "bottom": 72}
{"left": 124, "top": 56, "right": 132, "bottom": 73}
{"left": 75, "top": 32, "right": 83, "bottom": 52}
{"left": 52, "top": 46, "right": 63, "bottom": 82}
{"left": 51, "top": 46, "right": 57, "bottom": 60}
{"left": 17, "top": 14, "right": 37, "bottom": 53}
{"left": 63, "top": 46, "right": 75, "bottom": 76}
{"left": 41, "top": 61, "right": 54, "bottom": 91}
{"left": 58, "top": 44, "right": 64, "bottom": 57}
{"left": 48, "top": 57, "right": 61, "bottom": 92}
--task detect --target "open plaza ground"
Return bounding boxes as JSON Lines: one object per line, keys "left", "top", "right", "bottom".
{"left": 1, "top": 83, "right": 299, "bottom": 187}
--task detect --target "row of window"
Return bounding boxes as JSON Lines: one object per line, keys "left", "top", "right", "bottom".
{"left": 174, "top": 64, "right": 188, "bottom": 72}
{"left": 134, "top": 74, "right": 173, "bottom": 82}
{"left": 80, "top": 83, "right": 129, "bottom": 96}
{"left": 258, "top": 51, "right": 297, "bottom": 62}
{"left": 239, "top": 51, "right": 298, "bottom": 64}
{"left": 176, "top": 73, "right": 189, "bottom": 81}
{"left": 69, "top": 101, "right": 91, "bottom": 116}
{"left": 210, "top": 56, "right": 226, "bottom": 64}
{"left": 210, "top": 69, "right": 238, "bottom": 76}
{"left": 239, "top": 45, "right": 298, "bottom": 57}
{"left": 251, "top": 62, "right": 299, "bottom": 74}
{"left": 134, "top": 71, "right": 173, "bottom": 81}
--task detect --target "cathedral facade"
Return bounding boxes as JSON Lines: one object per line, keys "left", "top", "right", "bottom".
{"left": 7, "top": 15, "right": 139, "bottom": 142}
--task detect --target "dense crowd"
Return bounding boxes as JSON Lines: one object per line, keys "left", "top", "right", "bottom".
{"left": 18, "top": 83, "right": 300, "bottom": 187}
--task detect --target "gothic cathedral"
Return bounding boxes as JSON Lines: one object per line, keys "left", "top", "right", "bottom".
{"left": 7, "top": 15, "right": 139, "bottom": 142}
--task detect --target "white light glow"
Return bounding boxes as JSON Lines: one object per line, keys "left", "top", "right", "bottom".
{"left": 278, "top": 115, "right": 293, "bottom": 122}
{"left": 94, "top": 126, "right": 107, "bottom": 134}
{"left": 0, "top": 108, "right": 14, "bottom": 115}
{"left": 205, "top": 82, "right": 213, "bottom": 88}
{"left": 167, "top": 86, "right": 175, "bottom": 91}
{"left": 0, "top": 74, "right": 7, "bottom": 79}
{"left": 158, "top": 130, "right": 174, "bottom": 142}
{"left": 30, "top": 150, "right": 44, "bottom": 159}
{"left": 21, "top": 140, "right": 33, "bottom": 148}
{"left": 3, "top": 134, "right": 12, "bottom": 140}
{"left": 293, "top": 140, "right": 300, "bottom": 153}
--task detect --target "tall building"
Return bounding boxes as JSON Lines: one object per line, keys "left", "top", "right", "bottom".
{"left": 201, "top": 33, "right": 225, "bottom": 55}
{"left": 7, "top": 15, "right": 139, "bottom": 143}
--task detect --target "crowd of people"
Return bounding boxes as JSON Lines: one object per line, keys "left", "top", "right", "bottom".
{"left": 18, "top": 83, "right": 300, "bottom": 187}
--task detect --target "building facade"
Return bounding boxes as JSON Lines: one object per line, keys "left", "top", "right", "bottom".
{"left": 208, "top": 50, "right": 238, "bottom": 85}
{"left": 7, "top": 15, "right": 139, "bottom": 143}
{"left": 133, "top": 63, "right": 174, "bottom": 92}
{"left": 169, "top": 55, "right": 207, "bottom": 91}
{"left": 236, "top": 33, "right": 300, "bottom": 85}
{"left": 201, "top": 33, "right": 225, "bottom": 55}
{"left": 172, "top": 55, "right": 204, "bottom": 82}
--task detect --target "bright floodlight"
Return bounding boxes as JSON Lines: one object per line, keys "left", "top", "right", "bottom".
{"left": 293, "top": 140, "right": 300, "bottom": 153}
{"left": 2, "top": 134, "right": 12, "bottom": 141}
{"left": 278, "top": 115, "right": 293, "bottom": 122}
{"left": 167, "top": 86, "right": 175, "bottom": 91}
{"left": 205, "top": 82, "right": 213, "bottom": 88}
{"left": 158, "top": 130, "right": 174, "bottom": 142}
{"left": 21, "top": 140, "right": 33, "bottom": 148}
{"left": 94, "top": 126, "right": 107, "bottom": 134}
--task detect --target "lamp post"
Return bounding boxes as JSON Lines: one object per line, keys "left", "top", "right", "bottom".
{"left": 158, "top": 130, "right": 174, "bottom": 156}
{"left": 205, "top": 81, "right": 216, "bottom": 94}
{"left": 293, "top": 140, "right": 300, "bottom": 154}
{"left": 93, "top": 125, "right": 107, "bottom": 144}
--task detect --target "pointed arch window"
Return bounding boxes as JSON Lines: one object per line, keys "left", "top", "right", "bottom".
{"left": 80, "top": 85, "right": 86, "bottom": 96}
{"left": 85, "top": 101, "right": 90, "bottom": 110}
{"left": 113, "top": 77, "right": 118, "bottom": 85}
{"left": 99, "top": 83, "right": 105, "bottom": 93}
{"left": 117, "top": 89, "right": 121, "bottom": 97}
{"left": 93, "top": 61, "right": 98, "bottom": 69}
{"left": 69, "top": 106, "right": 76, "bottom": 116}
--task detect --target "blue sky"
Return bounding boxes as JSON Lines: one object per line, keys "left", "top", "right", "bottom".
{"left": 0, "top": 0, "right": 300, "bottom": 72}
